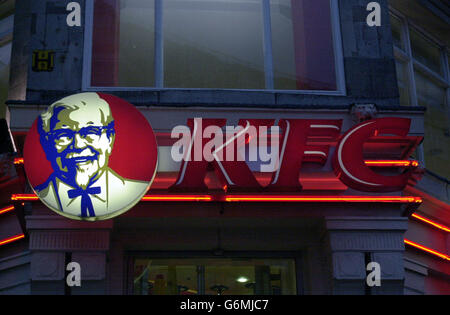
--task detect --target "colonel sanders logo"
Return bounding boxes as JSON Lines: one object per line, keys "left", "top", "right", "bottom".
{"left": 23, "top": 93, "right": 158, "bottom": 221}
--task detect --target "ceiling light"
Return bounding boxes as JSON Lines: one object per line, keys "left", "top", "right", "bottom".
{"left": 236, "top": 276, "right": 249, "bottom": 283}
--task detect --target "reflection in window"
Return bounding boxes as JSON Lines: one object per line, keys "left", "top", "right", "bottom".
{"left": 409, "top": 27, "right": 443, "bottom": 76}
{"left": 118, "top": 0, "right": 155, "bottom": 87}
{"left": 395, "top": 60, "right": 410, "bottom": 106}
{"left": 91, "top": 0, "right": 338, "bottom": 91}
{"left": 389, "top": 12, "right": 450, "bottom": 179}
{"left": 163, "top": 0, "right": 264, "bottom": 89}
{"left": 0, "top": 14, "right": 13, "bottom": 119}
{"left": 270, "top": 0, "right": 336, "bottom": 90}
{"left": 415, "top": 71, "right": 450, "bottom": 179}
{"left": 91, "top": 0, "right": 155, "bottom": 87}
{"left": 390, "top": 14, "right": 404, "bottom": 51}
{"left": 133, "top": 258, "right": 297, "bottom": 295}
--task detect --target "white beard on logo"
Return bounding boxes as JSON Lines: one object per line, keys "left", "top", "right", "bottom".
{"left": 75, "top": 161, "right": 99, "bottom": 189}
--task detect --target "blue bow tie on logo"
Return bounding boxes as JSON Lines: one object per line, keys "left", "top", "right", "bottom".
{"left": 67, "top": 186, "right": 102, "bottom": 218}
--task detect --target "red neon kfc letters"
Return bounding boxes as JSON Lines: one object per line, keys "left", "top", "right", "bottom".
{"left": 332, "top": 117, "right": 413, "bottom": 192}
{"left": 170, "top": 119, "right": 275, "bottom": 191}
{"left": 266, "top": 119, "right": 342, "bottom": 191}
{"left": 171, "top": 118, "right": 226, "bottom": 191}
{"left": 171, "top": 117, "right": 417, "bottom": 193}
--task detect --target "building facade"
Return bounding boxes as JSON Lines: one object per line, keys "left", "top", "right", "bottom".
{"left": 0, "top": 0, "right": 449, "bottom": 295}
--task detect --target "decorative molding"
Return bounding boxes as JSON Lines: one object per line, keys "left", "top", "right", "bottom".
{"left": 324, "top": 217, "right": 408, "bottom": 252}
{"left": 404, "top": 257, "right": 427, "bottom": 295}
{"left": 328, "top": 231, "right": 405, "bottom": 251}
{"left": 72, "top": 252, "right": 106, "bottom": 281}
{"left": 30, "top": 230, "right": 110, "bottom": 251}
{"left": 333, "top": 252, "right": 366, "bottom": 279}
{"left": 373, "top": 252, "right": 405, "bottom": 280}
{"left": 26, "top": 215, "right": 114, "bottom": 230}
{"left": 0, "top": 252, "right": 31, "bottom": 292}
{"left": 0, "top": 251, "right": 31, "bottom": 271}
{"left": 0, "top": 280, "right": 30, "bottom": 292}
{"left": 325, "top": 217, "right": 408, "bottom": 231}
{"left": 404, "top": 258, "right": 428, "bottom": 276}
{"left": 31, "top": 252, "right": 65, "bottom": 281}
{"left": 404, "top": 257, "right": 428, "bottom": 276}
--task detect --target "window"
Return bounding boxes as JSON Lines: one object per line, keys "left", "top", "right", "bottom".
{"left": 0, "top": 11, "right": 13, "bottom": 119}
{"left": 389, "top": 11, "right": 450, "bottom": 179}
{"left": 390, "top": 14, "right": 405, "bottom": 51}
{"left": 87, "top": 0, "right": 343, "bottom": 92}
{"left": 394, "top": 60, "right": 410, "bottom": 107}
{"left": 133, "top": 257, "right": 297, "bottom": 295}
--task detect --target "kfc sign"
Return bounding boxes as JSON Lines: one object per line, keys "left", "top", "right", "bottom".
{"left": 23, "top": 93, "right": 418, "bottom": 221}
{"left": 23, "top": 93, "right": 158, "bottom": 221}
{"left": 169, "top": 117, "right": 416, "bottom": 193}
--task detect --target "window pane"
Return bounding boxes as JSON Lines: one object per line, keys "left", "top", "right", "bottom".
{"left": 390, "top": 14, "right": 404, "bottom": 50}
{"left": 415, "top": 70, "right": 450, "bottom": 179}
{"left": 395, "top": 60, "right": 410, "bottom": 106}
{"left": 271, "top": 0, "right": 336, "bottom": 90}
{"left": 134, "top": 258, "right": 297, "bottom": 295}
{"left": 91, "top": 0, "right": 339, "bottom": 91}
{"left": 118, "top": 0, "right": 155, "bottom": 87}
{"left": 134, "top": 259, "right": 198, "bottom": 295}
{"left": 0, "top": 14, "right": 13, "bottom": 119}
{"left": 409, "top": 27, "right": 443, "bottom": 76}
{"left": 92, "top": 0, "right": 155, "bottom": 87}
{"left": 163, "top": 0, "right": 265, "bottom": 89}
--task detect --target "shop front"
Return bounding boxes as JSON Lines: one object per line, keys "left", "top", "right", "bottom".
{"left": 4, "top": 98, "right": 425, "bottom": 295}
{"left": 1, "top": 0, "right": 448, "bottom": 296}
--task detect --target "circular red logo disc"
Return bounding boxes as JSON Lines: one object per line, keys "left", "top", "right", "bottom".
{"left": 23, "top": 93, "right": 158, "bottom": 221}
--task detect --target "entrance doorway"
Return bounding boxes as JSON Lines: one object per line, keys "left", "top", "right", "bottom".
{"left": 132, "top": 255, "right": 299, "bottom": 295}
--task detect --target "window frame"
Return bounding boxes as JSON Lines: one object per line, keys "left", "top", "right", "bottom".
{"left": 0, "top": 12, "right": 14, "bottom": 121}
{"left": 82, "top": 0, "right": 346, "bottom": 96}
{"left": 389, "top": 7, "right": 450, "bottom": 170}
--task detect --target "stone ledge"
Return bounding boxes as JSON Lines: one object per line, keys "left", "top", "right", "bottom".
{"left": 328, "top": 231, "right": 406, "bottom": 252}
{"left": 30, "top": 230, "right": 110, "bottom": 251}
{"left": 0, "top": 251, "right": 31, "bottom": 271}
{"left": 26, "top": 215, "right": 113, "bottom": 230}
{"left": 0, "top": 280, "right": 30, "bottom": 291}
{"left": 325, "top": 217, "right": 409, "bottom": 231}
{"left": 404, "top": 257, "right": 428, "bottom": 276}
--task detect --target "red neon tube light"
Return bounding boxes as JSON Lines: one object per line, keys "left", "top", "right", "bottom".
{"left": 142, "top": 195, "right": 213, "bottom": 202}
{"left": 0, "top": 234, "right": 25, "bottom": 246}
{"left": 11, "top": 194, "right": 212, "bottom": 202}
{"left": 13, "top": 158, "right": 24, "bottom": 165}
{"left": 11, "top": 194, "right": 39, "bottom": 201}
{"left": 14, "top": 158, "right": 419, "bottom": 168}
{"left": 411, "top": 214, "right": 450, "bottom": 233}
{"left": 404, "top": 239, "right": 450, "bottom": 261}
{"left": 365, "top": 160, "right": 419, "bottom": 167}
{"left": 224, "top": 196, "right": 423, "bottom": 203}
{"left": 12, "top": 193, "right": 422, "bottom": 204}
{"left": 0, "top": 205, "right": 15, "bottom": 215}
